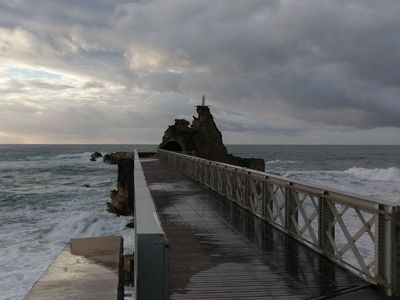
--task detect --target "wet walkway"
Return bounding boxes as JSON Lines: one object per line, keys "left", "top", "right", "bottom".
{"left": 141, "top": 159, "right": 378, "bottom": 299}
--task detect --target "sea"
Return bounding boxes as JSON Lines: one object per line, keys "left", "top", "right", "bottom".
{"left": 0, "top": 144, "right": 399, "bottom": 300}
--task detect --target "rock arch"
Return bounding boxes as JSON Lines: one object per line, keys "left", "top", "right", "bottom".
{"left": 161, "top": 140, "right": 183, "bottom": 152}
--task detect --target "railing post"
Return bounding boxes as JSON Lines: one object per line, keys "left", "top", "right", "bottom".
{"left": 376, "top": 204, "right": 399, "bottom": 295}
{"left": 393, "top": 206, "right": 400, "bottom": 296}
{"left": 318, "top": 196, "right": 335, "bottom": 255}
{"left": 285, "top": 184, "right": 298, "bottom": 234}
{"left": 212, "top": 165, "right": 217, "bottom": 191}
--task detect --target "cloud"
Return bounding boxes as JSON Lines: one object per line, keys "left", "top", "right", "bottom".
{"left": 0, "top": 0, "right": 399, "bottom": 143}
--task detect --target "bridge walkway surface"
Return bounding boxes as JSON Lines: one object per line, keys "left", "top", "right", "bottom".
{"left": 141, "top": 158, "right": 382, "bottom": 300}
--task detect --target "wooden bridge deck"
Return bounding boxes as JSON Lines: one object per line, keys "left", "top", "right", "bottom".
{"left": 141, "top": 158, "right": 381, "bottom": 300}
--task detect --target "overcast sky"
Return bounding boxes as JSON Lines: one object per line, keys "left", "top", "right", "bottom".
{"left": 0, "top": 0, "right": 399, "bottom": 144}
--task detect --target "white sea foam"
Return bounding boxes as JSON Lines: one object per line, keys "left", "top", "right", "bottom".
{"left": 0, "top": 150, "right": 131, "bottom": 300}
{"left": 0, "top": 208, "right": 133, "bottom": 300}
{"left": 344, "top": 167, "right": 400, "bottom": 182}
{"left": 53, "top": 152, "right": 93, "bottom": 160}
{"left": 282, "top": 168, "right": 400, "bottom": 204}
{"left": 266, "top": 159, "right": 298, "bottom": 164}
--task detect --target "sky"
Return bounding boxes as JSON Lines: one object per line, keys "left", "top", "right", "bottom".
{"left": 0, "top": 0, "right": 399, "bottom": 144}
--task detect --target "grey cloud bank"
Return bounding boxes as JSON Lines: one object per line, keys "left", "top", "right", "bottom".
{"left": 0, "top": 0, "right": 399, "bottom": 144}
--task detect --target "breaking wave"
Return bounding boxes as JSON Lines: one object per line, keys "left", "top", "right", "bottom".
{"left": 266, "top": 159, "right": 298, "bottom": 164}
{"left": 344, "top": 167, "right": 400, "bottom": 182}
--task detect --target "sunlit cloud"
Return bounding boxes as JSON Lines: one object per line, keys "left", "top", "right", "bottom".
{"left": 7, "top": 67, "right": 61, "bottom": 80}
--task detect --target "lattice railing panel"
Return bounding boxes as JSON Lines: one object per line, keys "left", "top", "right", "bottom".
{"left": 247, "top": 176, "right": 264, "bottom": 217}
{"left": 215, "top": 167, "right": 225, "bottom": 195}
{"left": 234, "top": 172, "right": 248, "bottom": 207}
{"left": 193, "top": 160, "right": 200, "bottom": 181}
{"left": 223, "top": 170, "right": 234, "bottom": 200}
{"left": 265, "top": 183, "right": 286, "bottom": 228}
{"left": 205, "top": 164, "right": 214, "bottom": 189}
{"left": 293, "top": 191, "right": 320, "bottom": 246}
{"left": 329, "top": 202, "right": 377, "bottom": 278}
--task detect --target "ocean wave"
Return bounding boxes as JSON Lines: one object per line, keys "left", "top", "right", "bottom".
{"left": 282, "top": 170, "right": 343, "bottom": 177}
{"left": 344, "top": 167, "right": 400, "bottom": 182}
{"left": 266, "top": 159, "right": 298, "bottom": 164}
{"left": 53, "top": 152, "right": 93, "bottom": 161}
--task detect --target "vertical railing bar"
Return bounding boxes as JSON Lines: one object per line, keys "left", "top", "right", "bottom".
{"left": 285, "top": 185, "right": 297, "bottom": 234}
{"left": 318, "top": 195, "right": 337, "bottom": 256}
{"left": 393, "top": 206, "right": 400, "bottom": 296}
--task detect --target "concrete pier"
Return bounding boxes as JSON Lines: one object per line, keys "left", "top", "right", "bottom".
{"left": 24, "top": 236, "right": 123, "bottom": 300}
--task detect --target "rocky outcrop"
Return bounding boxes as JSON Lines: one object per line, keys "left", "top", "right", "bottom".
{"left": 107, "top": 190, "right": 129, "bottom": 216}
{"left": 106, "top": 158, "right": 134, "bottom": 216}
{"left": 103, "top": 152, "right": 134, "bottom": 164}
{"left": 90, "top": 152, "right": 102, "bottom": 161}
{"left": 236, "top": 157, "right": 265, "bottom": 172}
{"left": 159, "top": 104, "right": 265, "bottom": 171}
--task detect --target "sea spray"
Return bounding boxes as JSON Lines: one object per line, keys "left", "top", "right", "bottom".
{"left": 345, "top": 166, "right": 400, "bottom": 182}
{"left": 0, "top": 145, "right": 154, "bottom": 300}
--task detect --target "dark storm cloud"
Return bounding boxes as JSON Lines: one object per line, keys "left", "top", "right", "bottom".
{"left": 113, "top": 0, "right": 400, "bottom": 129}
{"left": 0, "top": 0, "right": 399, "bottom": 143}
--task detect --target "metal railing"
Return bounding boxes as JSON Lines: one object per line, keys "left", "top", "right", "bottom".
{"left": 158, "top": 149, "right": 400, "bottom": 296}
{"left": 134, "top": 150, "right": 168, "bottom": 300}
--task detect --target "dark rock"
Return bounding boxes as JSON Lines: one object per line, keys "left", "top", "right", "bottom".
{"left": 107, "top": 189, "right": 130, "bottom": 217}
{"left": 103, "top": 152, "right": 134, "bottom": 164}
{"left": 123, "top": 254, "right": 134, "bottom": 287}
{"left": 106, "top": 201, "right": 120, "bottom": 216}
{"left": 107, "top": 158, "right": 135, "bottom": 216}
{"left": 83, "top": 184, "right": 90, "bottom": 187}
{"left": 159, "top": 103, "right": 265, "bottom": 171}
{"left": 138, "top": 152, "right": 156, "bottom": 158}
{"left": 237, "top": 157, "right": 265, "bottom": 172}
{"left": 90, "top": 152, "right": 102, "bottom": 161}
{"left": 126, "top": 219, "right": 135, "bottom": 228}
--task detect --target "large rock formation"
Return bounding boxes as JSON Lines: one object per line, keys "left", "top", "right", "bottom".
{"left": 103, "top": 152, "right": 134, "bottom": 164}
{"left": 106, "top": 158, "right": 134, "bottom": 216}
{"left": 159, "top": 104, "right": 265, "bottom": 171}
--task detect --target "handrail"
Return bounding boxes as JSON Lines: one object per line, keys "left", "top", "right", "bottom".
{"left": 158, "top": 149, "right": 400, "bottom": 296}
{"left": 134, "top": 150, "right": 168, "bottom": 300}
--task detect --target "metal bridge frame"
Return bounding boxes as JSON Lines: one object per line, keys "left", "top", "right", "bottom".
{"left": 158, "top": 149, "right": 400, "bottom": 296}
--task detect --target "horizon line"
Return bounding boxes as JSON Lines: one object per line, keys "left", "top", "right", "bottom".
{"left": 1, "top": 143, "right": 400, "bottom": 146}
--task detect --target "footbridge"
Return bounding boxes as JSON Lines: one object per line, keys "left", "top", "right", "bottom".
{"left": 133, "top": 149, "right": 400, "bottom": 299}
